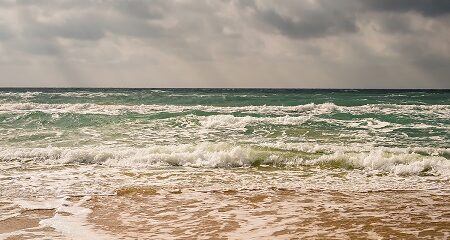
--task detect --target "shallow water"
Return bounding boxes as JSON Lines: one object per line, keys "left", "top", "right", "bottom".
{"left": 0, "top": 89, "right": 449, "bottom": 239}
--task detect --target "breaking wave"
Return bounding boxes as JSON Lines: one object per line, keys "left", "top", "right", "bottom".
{"left": 0, "top": 102, "right": 448, "bottom": 117}
{"left": 1, "top": 143, "right": 449, "bottom": 176}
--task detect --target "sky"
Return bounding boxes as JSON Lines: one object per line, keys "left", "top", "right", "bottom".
{"left": 0, "top": 0, "right": 449, "bottom": 88}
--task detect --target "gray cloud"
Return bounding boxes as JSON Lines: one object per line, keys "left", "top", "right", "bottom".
{"left": 0, "top": 24, "right": 12, "bottom": 40}
{"left": 364, "top": 0, "right": 450, "bottom": 17}
{"left": 115, "top": 0, "right": 167, "bottom": 20}
{"left": 229, "top": 0, "right": 361, "bottom": 39}
{"left": 377, "top": 15, "right": 415, "bottom": 34}
{"left": 0, "top": 0, "right": 448, "bottom": 88}
{"left": 256, "top": 8, "right": 358, "bottom": 39}
{"left": 26, "top": 17, "right": 105, "bottom": 41}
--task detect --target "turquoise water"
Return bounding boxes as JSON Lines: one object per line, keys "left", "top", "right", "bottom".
{"left": 0, "top": 88, "right": 449, "bottom": 174}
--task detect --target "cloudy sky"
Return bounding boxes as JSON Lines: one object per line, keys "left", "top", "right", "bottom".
{"left": 0, "top": 0, "right": 449, "bottom": 88}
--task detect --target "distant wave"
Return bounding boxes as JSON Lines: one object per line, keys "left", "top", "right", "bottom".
{"left": 0, "top": 102, "right": 448, "bottom": 117}
{"left": 200, "top": 115, "right": 310, "bottom": 128}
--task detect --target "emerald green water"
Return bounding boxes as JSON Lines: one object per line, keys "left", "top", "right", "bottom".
{"left": 0, "top": 89, "right": 449, "bottom": 173}
{"left": 1, "top": 88, "right": 447, "bottom": 106}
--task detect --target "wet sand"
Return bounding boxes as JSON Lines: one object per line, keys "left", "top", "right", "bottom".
{"left": 2, "top": 188, "right": 450, "bottom": 239}
{"left": 83, "top": 188, "right": 450, "bottom": 239}
{"left": 0, "top": 207, "right": 60, "bottom": 240}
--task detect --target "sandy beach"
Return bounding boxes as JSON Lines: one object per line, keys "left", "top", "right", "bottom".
{"left": 2, "top": 187, "right": 450, "bottom": 239}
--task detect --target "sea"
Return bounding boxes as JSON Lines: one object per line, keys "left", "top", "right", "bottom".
{"left": 1, "top": 88, "right": 449, "bottom": 239}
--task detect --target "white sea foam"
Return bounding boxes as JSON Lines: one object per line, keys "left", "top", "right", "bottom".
{"left": 0, "top": 102, "right": 335, "bottom": 115}
{"left": 13, "top": 197, "right": 113, "bottom": 240}
{"left": 16, "top": 198, "right": 65, "bottom": 210}
{"left": 0, "top": 143, "right": 256, "bottom": 168}
{"left": 40, "top": 196, "right": 112, "bottom": 240}
{"left": 0, "top": 144, "right": 448, "bottom": 176}
{"left": 0, "top": 91, "right": 42, "bottom": 99}
{"left": 200, "top": 115, "right": 310, "bottom": 128}
{"left": 312, "top": 149, "right": 450, "bottom": 176}
{"left": 1, "top": 102, "right": 448, "bottom": 117}
{"left": 51, "top": 91, "right": 130, "bottom": 98}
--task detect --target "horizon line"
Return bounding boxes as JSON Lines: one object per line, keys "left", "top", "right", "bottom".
{"left": 0, "top": 87, "right": 449, "bottom": 91}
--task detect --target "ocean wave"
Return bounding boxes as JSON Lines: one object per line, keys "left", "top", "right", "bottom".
{"left": 48, "top": 92, "right": 131, "bottom": 98}
{"left": 0, "top": 91, "right": 42, "bottom": 99}
{"left": 1, "top": 144, "right": 449, "bottom": 176}
{"left": 0, "top": 102, "right": 329, "bottom": 115}
{"left": 0, "top": 91, "right": 132, "bottom": 99}
{"left": 200, "top": 115, "right": 310, "bottom": 128}
{"left": 0, "top": 102, "right": 448, "bottom": 117}
{"left": 312, "top": 150, "right": 450, "bottom": 176}
{"left": 0, "top": 143, "right": 256, "bottom": 168}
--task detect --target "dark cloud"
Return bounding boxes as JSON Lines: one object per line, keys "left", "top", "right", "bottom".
{"left": 364, "top": 0, "right": 450, "bottom": 17}
{"left": 391, "top": 39, "right": 450, "bottom": 84}
{"left": 257, "top": 8, "right": 358, "bottom": 39}
{"left": 415, "top": 55, "right": 450, "bottom": 75}
{"left": 409, "top": 54, "right": 450, "bottom": 87}
{"left": 377, "top": 15, "right": 415, "bottom": 34}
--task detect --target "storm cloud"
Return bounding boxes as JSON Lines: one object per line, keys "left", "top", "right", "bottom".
{"left": 364, "top": 0, "right": 450, "bottom": 17}
{"left": 0, "top": 0, "right": 449, "bottom": 88}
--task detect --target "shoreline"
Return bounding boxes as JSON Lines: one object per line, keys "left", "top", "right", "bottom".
{"left": 2, "top": 188, "right": 450, "bottom": 239}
